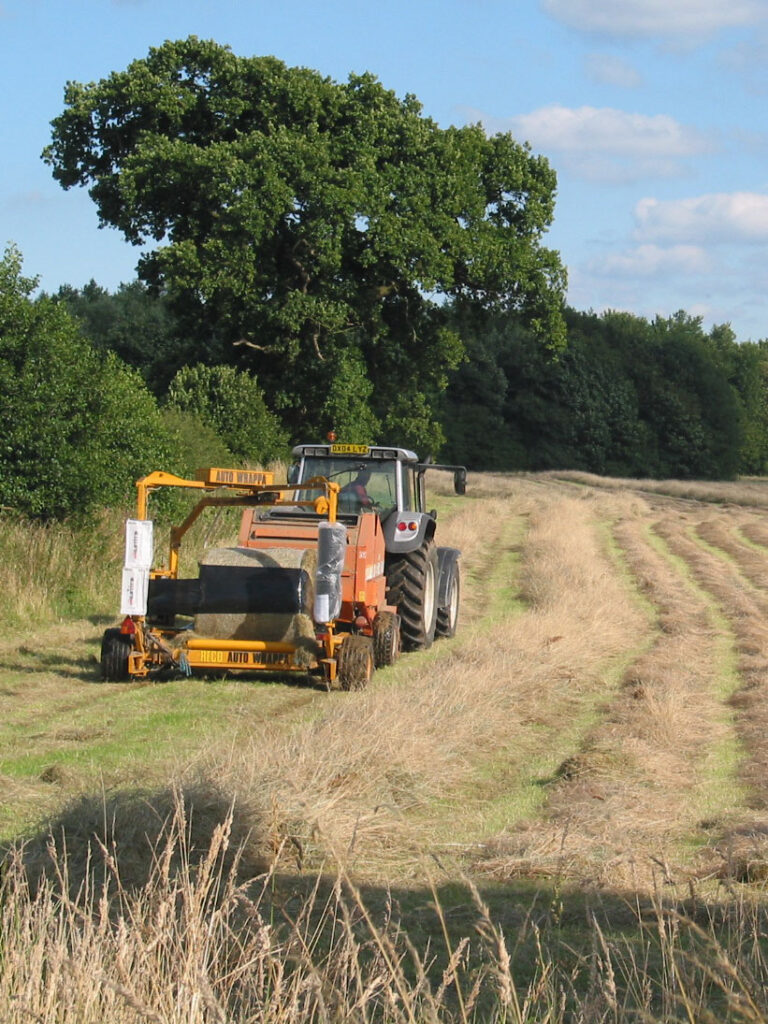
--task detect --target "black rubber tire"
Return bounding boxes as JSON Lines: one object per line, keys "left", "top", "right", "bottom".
{"left": 435, "top": 562, "right": 460, "bottom": 639}
{"left": 373, "top": 611, "right": 401, "bottom": 668}
{"left": 100, "top": 628, "right": 132, "bottom": 682}
{"left": 337, "top": 635, "right": 374, "bottom": 691}
{"left": 385, "top": 541, "right": 439, "bottom": 652}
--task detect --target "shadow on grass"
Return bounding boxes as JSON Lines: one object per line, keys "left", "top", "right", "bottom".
{"left": 197, "top": 669, "right": 330, "bottom": 692}
{"left": 9, "top": 779, "right": 270, "bottom": 898}
{"left": 88, "top": 614, "right": 117, "bottom": 626}
{"left": 0, "top": 650, "right": 97, "bottom": 681}
{"left": 2, "top": 642, "right": 331, "bottom": 691}
{"left": 5, "top": 778, "right": 768, "bottom": 1024}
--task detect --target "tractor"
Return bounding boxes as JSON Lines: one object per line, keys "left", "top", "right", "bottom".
{"left": 100, "top": 442, "right": 465, "bottom": 690}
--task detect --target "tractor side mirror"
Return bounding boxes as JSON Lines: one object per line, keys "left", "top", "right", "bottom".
{"left": 454, "top": 468, "right": 467, "bottom": 495}
{"left": 287, "top": 463, "right": 300, "bottom": 485}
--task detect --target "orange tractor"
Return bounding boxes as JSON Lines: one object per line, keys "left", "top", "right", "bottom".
{"left": 100, "top": 443, "right": 466, "bottom": 689}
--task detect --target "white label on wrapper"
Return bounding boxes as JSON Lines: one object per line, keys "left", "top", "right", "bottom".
{"left": 121, "top": 567, "right": 149, "bottom": 615}
{"left": 314, "top": 593, "right": 331, "bottom": 624}
{"left": 124, "top": 519, "right": 154, "bottom": 570}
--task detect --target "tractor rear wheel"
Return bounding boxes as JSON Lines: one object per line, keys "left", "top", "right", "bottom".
{"left": 373, "top": 611, "right": 400, "bottom": 668}
{"left": 100, "top": 628, "right": 132, "bottom": 682}
{"left": 337, "top": 635, "right": 374, "bottom": 691}
{"left": 385, "top": 542, "right": 439, "bottom": 652}
{"left": 435, "top": 562, "right": 460, "bottom": 639}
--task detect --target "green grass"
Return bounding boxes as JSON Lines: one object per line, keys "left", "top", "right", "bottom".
{"left": 735, "top": 524, "right": 768, "bottom": 552}
{"left": 435, "top": 642, "right": 654, "bottom": 857}
{"left": 0, "top": 663, "right": 327, "bottom": 840}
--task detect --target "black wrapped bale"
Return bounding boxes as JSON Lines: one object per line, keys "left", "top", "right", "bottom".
{"left": 193, "top": 547, "right": 317, "bottom": 665}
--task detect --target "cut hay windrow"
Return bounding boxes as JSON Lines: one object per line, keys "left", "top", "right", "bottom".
{"left": 738, "top": 518, "right": 768, "bottom": 549}
{"left": 546, "top": 470, "right": 768, "bottom": 509}
{"left": 186, "top": 486, "right": 653, "bottom": 879}
{"left": 10, "top": 472, "right": 768, "bottom": 1024}
{"left": 477, "top": 494, "right": 742, "bottom": 890}
{"left": 652, "top": 514, "right": 768, "bottom": 878}
{"left": 695, "top": 514, "right": 768, "bottom": 597}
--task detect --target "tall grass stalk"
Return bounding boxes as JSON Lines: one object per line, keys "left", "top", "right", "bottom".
{"left": 0, "top": 461, "right": 285, "bottom": 629}
{"left": 4, "top": 798, "right": 768, "bottom": 1022}
{"left": 0, "top": 511, "right": 126, "bottom": 627}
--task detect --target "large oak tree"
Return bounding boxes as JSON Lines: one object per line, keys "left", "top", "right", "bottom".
{"left": 45, "top": 37, "right": 566, "bottom": 450}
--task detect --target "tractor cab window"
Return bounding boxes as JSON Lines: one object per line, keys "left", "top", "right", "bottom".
{"left": 300, "top": 457, "right": 398, "bottom": 516}
{"left": 400, "top": 465, "right": 420, "bottom": 512}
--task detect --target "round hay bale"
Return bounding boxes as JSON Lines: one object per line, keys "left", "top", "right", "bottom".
{"left": 193, "top": 546, "right": 317, "bottom": 666}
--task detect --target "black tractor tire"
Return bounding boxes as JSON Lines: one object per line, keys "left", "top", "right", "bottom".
{"left": 435, "top": 561, "right": 460, "bottom": 639}
{"left": 373, "top": 611, "right": 401, "bottom": 668}
{"left": 100, "top": 628, "right": 132, "bottom": 682}
{"left": 385, "top": 541, "right": 439, "bottom": 652}
{"left": 337, "top": 635, "right": 374, "bottom": 691}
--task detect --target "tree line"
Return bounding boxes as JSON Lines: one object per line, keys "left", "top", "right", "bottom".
{"left": 3, "top": 254, "right": 764, "bottom": 522}
{"left": 53, "top": 283, "right": 768, "bottom": 483}
{"left": 442, "top": 303, "right": 768, "bottom": 481}
{"left": 2, "top": 37, "right": 767, "bottom": 520}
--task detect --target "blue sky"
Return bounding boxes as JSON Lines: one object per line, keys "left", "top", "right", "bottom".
{"left": 3, "top": 0, "right": 768, "bottom": 340}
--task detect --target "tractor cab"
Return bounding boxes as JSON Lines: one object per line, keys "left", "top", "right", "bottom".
{"left": 289, "top": 442, "right": 466, "bottom": 520}
{"left": 290, "top": 444, "right": 421, "bottom": 519}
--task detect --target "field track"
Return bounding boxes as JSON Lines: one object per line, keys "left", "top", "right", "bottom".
{"left": 5, "top": 471, "right": 768, "bottom": 897}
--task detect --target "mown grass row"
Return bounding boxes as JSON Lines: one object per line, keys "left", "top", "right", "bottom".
{"left": 6, "top": 473, "right": 768, "bottom": 1021}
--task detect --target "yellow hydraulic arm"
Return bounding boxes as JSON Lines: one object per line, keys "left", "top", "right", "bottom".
{"left": 134, "top": 467, "right": 339, "bottom": 579}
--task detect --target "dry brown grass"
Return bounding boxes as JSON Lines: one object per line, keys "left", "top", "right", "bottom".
{"left": 9, "top": 477, "right": 652, "bottom": 888}
{"left": 695, "top": 513, "right": 768, "bottom": 593}
{"left": 10, "top": 471, "right": 768, "bottom": 1020}
{"left": 6, "top": 799, "right": 768, "bottom": 1023}
{"left": 739, "top": 519, "right": 768, "bottom": 549}
{"left": 170, "top": 483, "right": 651, "bottom": 883}
{"left": 647, "top": 514, "right": 768, "bottom": 880}
{"left": 653, "top": 517, "right": 768, "bottom": 795}
{"left": 476, "top": 492, "right": 741, "bottom": 889}
{"left": 546, "top": 470, "right": 768, "bottom": 508}
{"left": 0, "top": 511, "right": 125, "bottom": 627}
{"left": 10, "top": 472, "right": 768, "bottom": 897}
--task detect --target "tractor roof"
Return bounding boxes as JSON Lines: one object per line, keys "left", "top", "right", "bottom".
{"left": 293, "top": 443, "right": 419, "bottom": 463}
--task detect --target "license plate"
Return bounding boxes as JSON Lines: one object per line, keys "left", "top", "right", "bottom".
{"left": 330, "top": 444, "right": 369, "bottom": 455}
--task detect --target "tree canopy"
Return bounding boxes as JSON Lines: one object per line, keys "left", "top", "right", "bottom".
{"left": 53, "top": 279, "right": 184, "bottom": 394}
{"left": 44, "top": 37, "right": 566, "bottom": 450}
{"left": 0, "top": 247, "right": 174, "bottom": 519}
{"left": 165, "top": 363, "right": 289, "bottom": 463}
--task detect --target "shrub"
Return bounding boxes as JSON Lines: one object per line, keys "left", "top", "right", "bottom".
{"left": 160, "top": 408, "right": 234, "bottom": 477}
{"left": 0, "top": 246, "right": 174, "bottom": 519}
{"left": 166, "top": 363, "right": 290, "bottom": 464}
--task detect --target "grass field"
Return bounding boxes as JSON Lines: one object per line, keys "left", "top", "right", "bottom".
{"left": 4, "top": 471, "right": 768, "bottom": 1021}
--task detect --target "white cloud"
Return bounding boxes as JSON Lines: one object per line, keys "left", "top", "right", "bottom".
{"left": 590, "top": 243, "right": 713, "bottom": 277}
{"left": 635, "top": 192, "right": 768, "bottom": 243}
{"left": 499, "top": 105, "right": 711, "bottom": 181}
{"left": 584, "top": 54, "right": 643, "bottom": 89}
{"left": 542, "top": 0, "right": 767, "bottom": 39}
{"left": 510, "top": 105, "right": 707, "bottom": 157}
